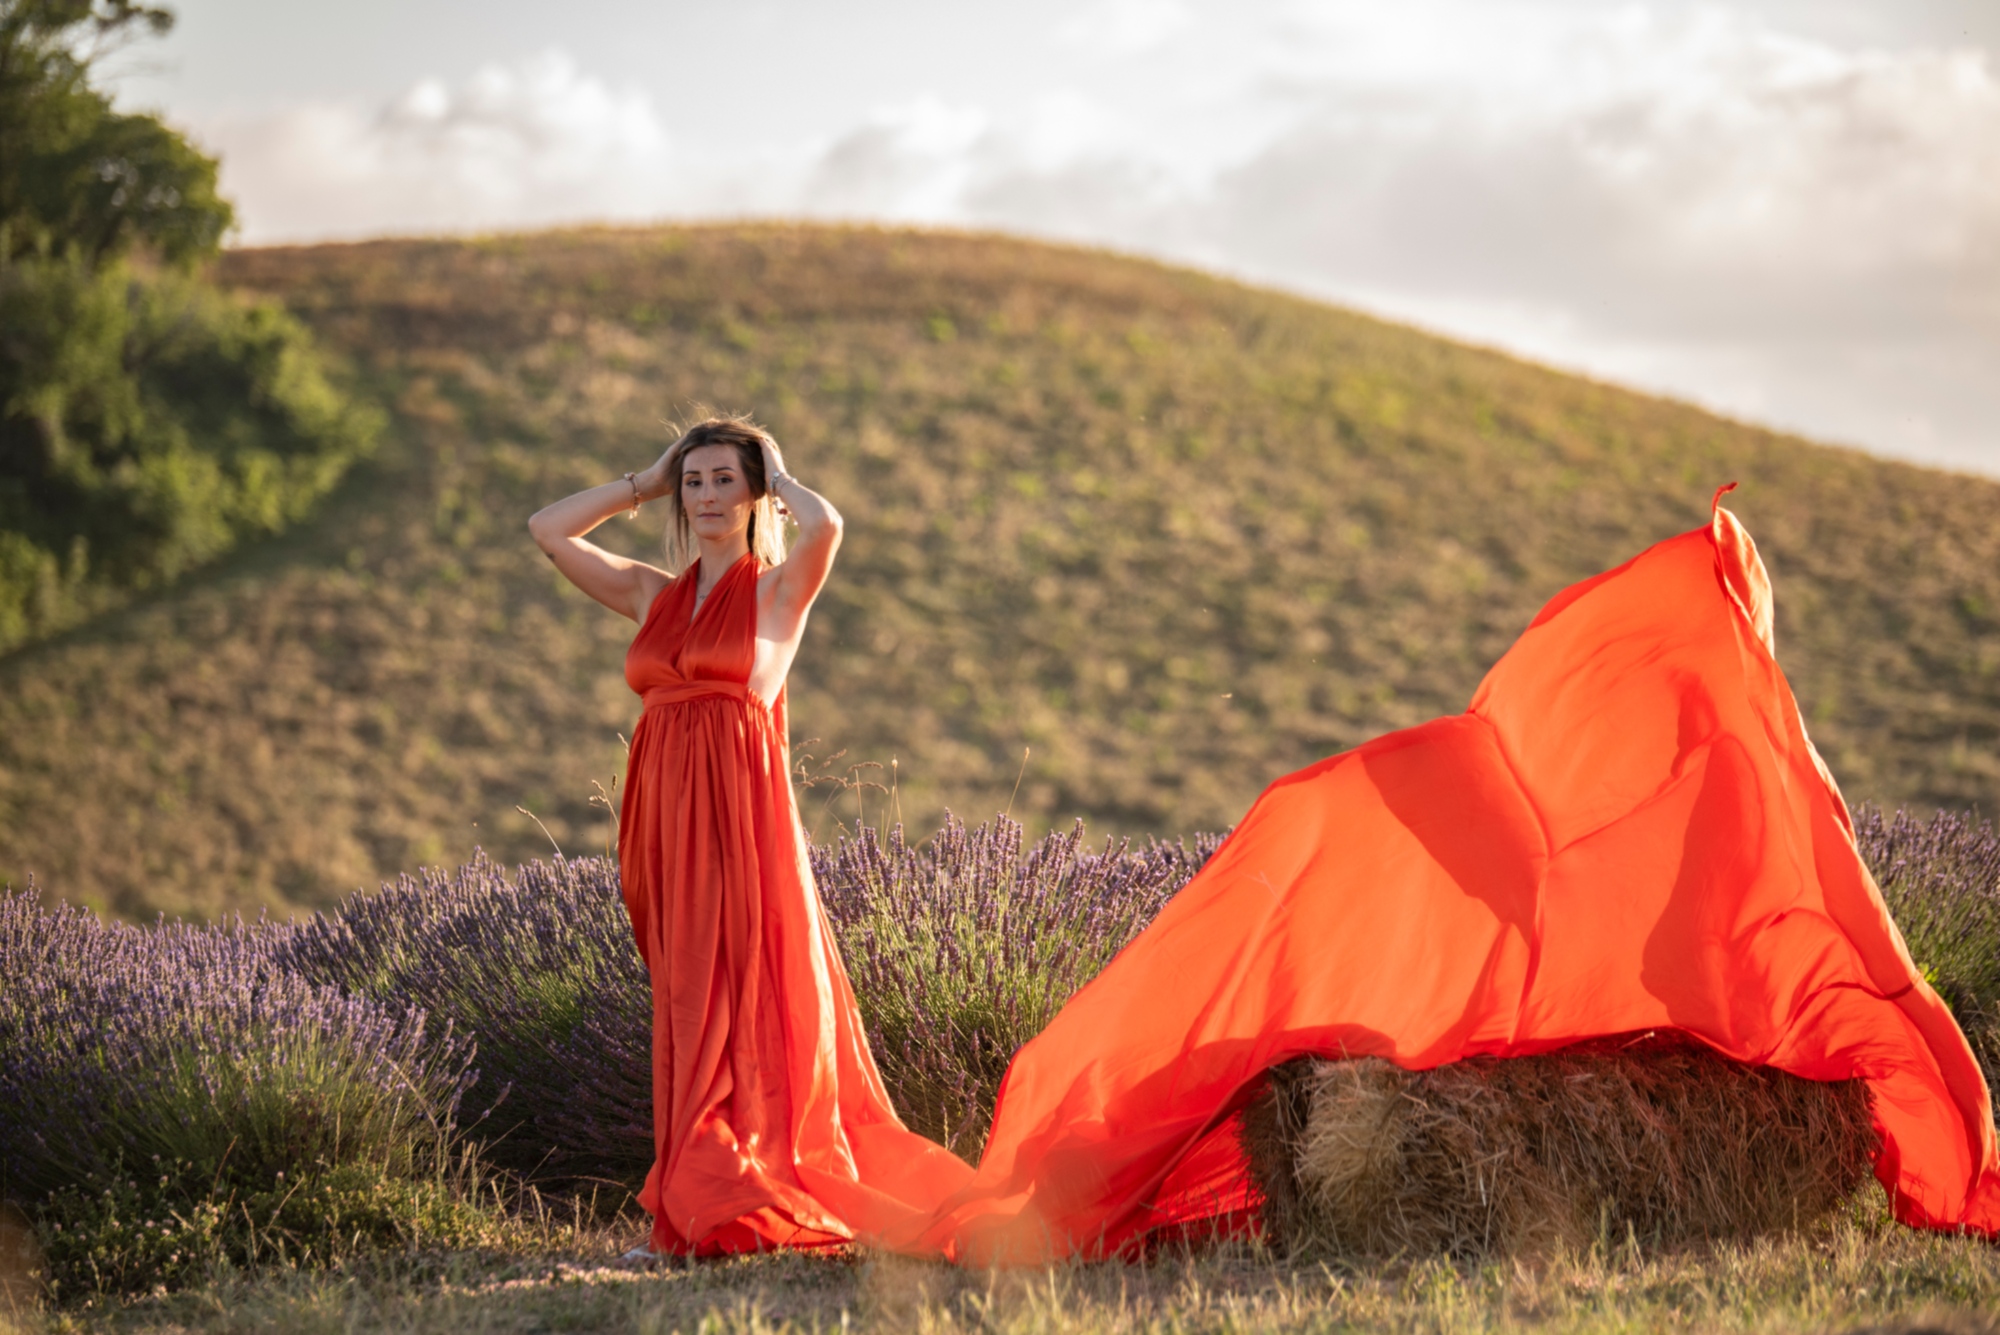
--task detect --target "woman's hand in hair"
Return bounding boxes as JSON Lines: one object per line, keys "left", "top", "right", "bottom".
{"left": 635, "top": 449, "right": 676, "bottom": 505}
{"left": 757, "top": 438, "right": 842, "bottom": 640}
{"left": 759, "top": 435, "right": 791, "bottom": 516}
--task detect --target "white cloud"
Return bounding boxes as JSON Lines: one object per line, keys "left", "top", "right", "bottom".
{"left": 1012, "top": 91, "right": 1131, "bottom": 172}
{"left": 204, "top": 50, "right": 676, "bottom": 240}
{"left": 1214, "top": 35, "right": 2000, "bottom": 302}
{"left": 190, "top": 5, "right": 2000, "bottom": 474}
{"left": 1176, "top": 12, "right": 2000, "bottom": 465}
{"left": 800, "top": 97, "right": 992, "bottom": 222}
{"left": 1057, "top": 0, "right": 1195, "bottom": 55}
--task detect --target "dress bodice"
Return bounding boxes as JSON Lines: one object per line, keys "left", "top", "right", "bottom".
{"left": 625, "top": 552, "right": 762, "bottom": 709}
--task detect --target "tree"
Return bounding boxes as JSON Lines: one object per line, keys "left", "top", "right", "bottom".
{"left": 0, "top": 1, "right": 377, "bottom": 654}
{"left": 0, "top": 0, "right": 232, "bottom": 264}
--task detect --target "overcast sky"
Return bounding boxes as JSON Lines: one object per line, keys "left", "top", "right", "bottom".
{"left": 110, "top": 0, "right": 2000, "bottom": 477}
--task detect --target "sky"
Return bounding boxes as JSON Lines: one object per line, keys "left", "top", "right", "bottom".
{"left": 107, "top": 0, "right": 2000, "bottom": 477}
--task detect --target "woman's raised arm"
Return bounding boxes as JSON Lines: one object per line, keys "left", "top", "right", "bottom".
{"left": 760, "top": 436, "right": 842, "bottom": 634}
{"left": 527, "top": 468, "right": 671, "bottom": 622}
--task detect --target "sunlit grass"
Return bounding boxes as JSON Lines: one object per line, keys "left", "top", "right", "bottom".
{"left": 18, "top": 1202, "right": 2000, "bottom": 1334}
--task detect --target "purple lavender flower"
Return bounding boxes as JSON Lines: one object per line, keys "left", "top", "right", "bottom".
{"left": 0, "top": 884, "right": 471, "bottom": 1203}
{"left": 810, "top": 814, "right": 1221, "bottom": 1153}
{"left": 1852, "top": 804, "right": 2000, "bottom": 1087}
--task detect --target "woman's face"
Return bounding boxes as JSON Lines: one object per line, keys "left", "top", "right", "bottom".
{"left": 680, "top": 443, "right": 756, "bottom": 545}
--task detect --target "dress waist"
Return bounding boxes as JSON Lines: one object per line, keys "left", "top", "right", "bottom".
{"left": 642, "top": 680, "right": 759, "bottom": 712}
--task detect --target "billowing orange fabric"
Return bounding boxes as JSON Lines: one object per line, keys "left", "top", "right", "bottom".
{"left": 618, "top": 552, "right": 974, "bottom": 1254}
{"left": 620, "top": 507, "right": 2000, "bottom": 1264}
{"left": 883, "top": 496, "right": 2000, "bottom": 1262}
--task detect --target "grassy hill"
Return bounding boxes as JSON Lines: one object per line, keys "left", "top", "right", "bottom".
{"left": 3, "top": 224, "right": 1998, "bottom": 921}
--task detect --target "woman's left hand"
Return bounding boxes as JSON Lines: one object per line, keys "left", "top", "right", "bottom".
{"left": 760, "top": 436, "right": 791, "bottom": 516}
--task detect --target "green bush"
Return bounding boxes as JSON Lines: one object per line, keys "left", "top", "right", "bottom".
{"left": 0, "top": 1, "right": 381, "bottom": 656}
{"left": 0, "top": 250, "right": 381, "bottom": 652}
{"left": 0, "top": 892, "right": 504, "bottom": 1299}
{"left": 0, "top": 4, "right": 234, "bottom": 271}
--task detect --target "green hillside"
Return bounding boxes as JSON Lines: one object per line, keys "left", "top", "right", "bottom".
{"left": 3, "top": 224, "right": 1997, "bottom": 920}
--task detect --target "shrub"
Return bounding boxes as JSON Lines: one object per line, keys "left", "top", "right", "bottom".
{"left": 0, "top": 254, "right": 382, "bottom": 653}
{"left": 0, "top": 889, "right": 483, "bottom": 1295}
{"left": 813, "top": 815, "right": 1220, "bottom": 1154}
{"left": 0, "top": 1, "right": 378, "bottom": 657}
{"left": 1852, "top": 804, "right": 2000, "bottom": 1090}
{"left": 274, "top": 818, "right": 1219, "bottom": 1180}
{"left": 275, "top": 852, "right": 655, "bottom": 1187}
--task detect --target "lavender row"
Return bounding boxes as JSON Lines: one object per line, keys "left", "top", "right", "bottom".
{"left": 268, "top": 815, "right": 1219, "bottom": 1175}
{"left": 811, "top": 815, "right": 1221, "bottom": 1152}
{"left": 1852, "top": 803, "right": 2000, "bottom": 1086}
{"left": 271, "top": 851, "right": 657, "bottom": 1183}
{"left": 2, "top": 806, "right": 1994, "bottom": 1221}
{"left": 0, "top": 890, "right": 472, "bottom": 1205}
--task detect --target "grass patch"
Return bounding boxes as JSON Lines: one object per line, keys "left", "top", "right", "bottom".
{"left": 10, "top": 1207, "right": 2000, "bottom": 1333}
{"left": 31, "top": 1156, "right": 523, "bottom": 1302}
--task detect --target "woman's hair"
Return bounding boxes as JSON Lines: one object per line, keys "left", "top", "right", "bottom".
{"left": 658, "top": 411, "right": 790, "bottom": 571}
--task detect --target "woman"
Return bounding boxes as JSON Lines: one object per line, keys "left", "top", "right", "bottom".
{"left": 529, "top": 415, "right": 972, "bottom": 1258}
{"left": 538, "top": 433, "right": 2000, "bottom": 1262}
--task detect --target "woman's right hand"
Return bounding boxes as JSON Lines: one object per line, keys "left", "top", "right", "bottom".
{"left": 636, "top": 453, "right": 674, "bottom": 505}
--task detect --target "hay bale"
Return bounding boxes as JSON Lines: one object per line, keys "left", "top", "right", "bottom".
{"left": 1241, "top": 1034, "right": 1878, "bottom": 1260}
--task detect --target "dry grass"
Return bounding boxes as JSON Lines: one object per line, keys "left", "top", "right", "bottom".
{"left": 1243, "top": 1036, "right": 1879, "bottom": 1263}
{"left": 9, "top": 1205, "right": 2000, "bottom": 1334}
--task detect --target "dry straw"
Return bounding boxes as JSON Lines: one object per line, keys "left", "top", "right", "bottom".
{"left": 1241, "top": 1033, "right": 1878, "bottom": 1261}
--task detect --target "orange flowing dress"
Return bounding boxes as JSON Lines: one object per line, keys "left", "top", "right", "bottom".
{"left": 617, "top": 551, "right": 973, "bottom": 1254}
{"left": 619, "top": 501, "right": 2000, "bottom": 1263}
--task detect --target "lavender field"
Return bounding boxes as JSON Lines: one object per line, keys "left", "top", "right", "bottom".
{"left": 1, "top": 808, "right": 1995, "bottom": 1305}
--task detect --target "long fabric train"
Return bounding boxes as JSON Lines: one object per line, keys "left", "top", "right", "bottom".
{"left": 618, "top": 497, "right": 2000, "bottom": 1263}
